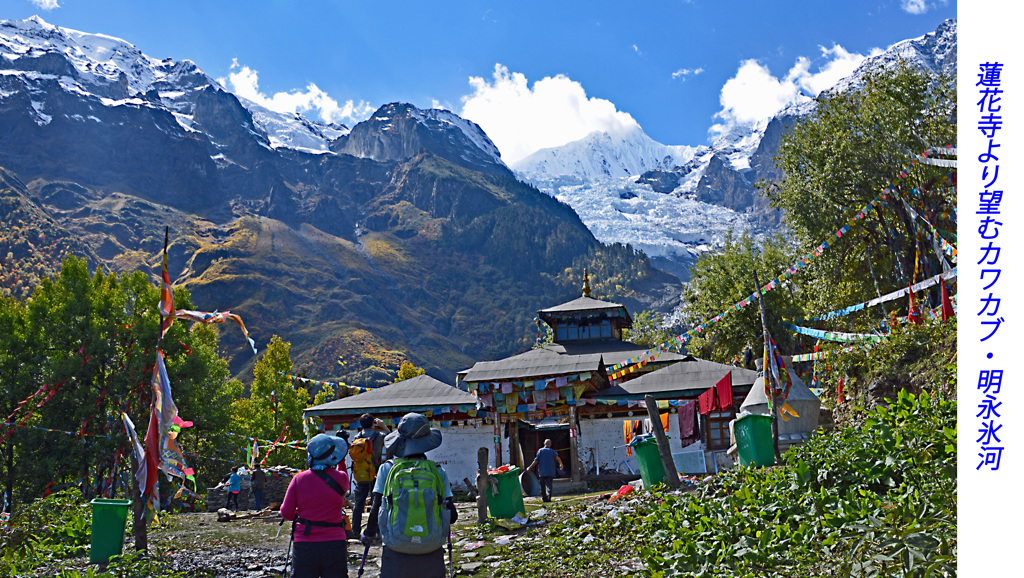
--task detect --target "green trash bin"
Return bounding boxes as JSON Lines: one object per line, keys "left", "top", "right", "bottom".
{"left": 734, "top": 413, "right": 775, "bottom": 467}
{"left": 486, "top": 467, "right": 526, "bottom": 519}
{"left": 89, "top": 498, "right": 131, "bottom": 564}
{"left": 633, "top": 437, "right": 667, "bottom": 488}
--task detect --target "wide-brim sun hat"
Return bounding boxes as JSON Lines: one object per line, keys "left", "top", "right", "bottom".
{"left": 384, "top": 413, "right": 442, "bottom": 458}
{"left": 307, "top": 433, "right": 348, "bottom": 469}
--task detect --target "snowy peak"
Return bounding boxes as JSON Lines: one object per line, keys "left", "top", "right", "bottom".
{"left": 514, "top": 126, "right": 700, "bottom": 181}
{"left": 0, "top": 16, "right": 215, "bottom": 98}
{"left": 0, "top": 16, "right": 349, "bottom": 155}
{"left": 840, "top": 18, "right": 956, "bottom": 92}
{"left": 332, "top": 102, "right": 507, "bottom": 172}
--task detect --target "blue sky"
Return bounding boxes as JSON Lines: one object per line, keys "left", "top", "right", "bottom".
{"left": 11, "top": 0, "right": 956, "bottom": 164}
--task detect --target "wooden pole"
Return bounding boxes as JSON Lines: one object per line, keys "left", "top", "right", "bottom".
{"left": 495, "top": 416, "right": 503, "bottom": 466}
{"left": 644, "top": 395, "right": 681, "bottom": 488}
{"left": 131, "top": 452, "right": 146, "bottom": 551}
{"left": 752, "top": 270, "right": 781, "bottom": 463}
{"left": 568, "top": 406, "right": 582, "bottom": 483}
{"left": 509, "top": 419, "right": 521, "bottom": 469}
{"left": 476, "top": 447, "right": 489, "bottom": 524}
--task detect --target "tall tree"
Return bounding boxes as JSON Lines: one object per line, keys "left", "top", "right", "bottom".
{"left": 230, "top": 336, "right": 308, "bottom": 467}
{"left": 763, "top": 61, "right": 956, "bottom": 321}
{"left": 682, "top": 231, "right": 803, "bottom": 364}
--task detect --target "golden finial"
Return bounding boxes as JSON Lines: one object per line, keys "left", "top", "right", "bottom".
{"left": 582, "top": 268, "right": 592, "bottom": 297}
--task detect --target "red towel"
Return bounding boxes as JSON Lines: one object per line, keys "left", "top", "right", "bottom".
{"left": 715, "top": 372, "right": 733, "bottom": 411}
{"left": 697, "top": 387, "right": 717, "bottom": 415}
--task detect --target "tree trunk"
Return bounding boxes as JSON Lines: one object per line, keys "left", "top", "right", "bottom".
{"left": 643, "top": 395, "right": 681, "bottom": 488}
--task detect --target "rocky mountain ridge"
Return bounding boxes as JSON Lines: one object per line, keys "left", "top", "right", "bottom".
{"left": 0, "top": 16, "right": 679, "bottom": 384}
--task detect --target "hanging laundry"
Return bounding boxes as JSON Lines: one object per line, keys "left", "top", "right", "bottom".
{"left": 697, "top": 386, "right": 717, "bottom": 415}
{"left": 677, "top": 401, "right": 699, "bottom": 446}
{"left": 715, "top": 372, "right": 733, "bottom": 411}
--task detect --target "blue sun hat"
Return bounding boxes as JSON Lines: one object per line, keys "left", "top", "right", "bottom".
{"left": 384, "top": 413, "right": 442, "bottom": 458}
{"left": 306, "top": 433, "right": 348, "bottom": 470}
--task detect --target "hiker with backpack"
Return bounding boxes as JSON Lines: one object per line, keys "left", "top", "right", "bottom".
{"left": 349, "top": 413, "right": 388, "bottom": 538}
{"left": 280, "top": 433, "right": 351, "bottom": 578}
{"left": 360, "top": 413, "right": 458, "bottom": 578}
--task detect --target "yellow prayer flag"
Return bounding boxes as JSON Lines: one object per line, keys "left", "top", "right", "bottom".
{"left": 781, "top": 402, "right": 800, "bottom": 418}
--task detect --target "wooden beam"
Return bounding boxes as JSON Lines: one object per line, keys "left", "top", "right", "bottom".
{"left": 644, "top": 395, "right": 681, "bottom": 488}
{"left": 568, "top": 406, "right": 582, "bottom": 482}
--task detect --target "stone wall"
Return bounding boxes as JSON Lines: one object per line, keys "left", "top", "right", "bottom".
{"left": 206, "top": 466, "right": 298, "bottom": 512}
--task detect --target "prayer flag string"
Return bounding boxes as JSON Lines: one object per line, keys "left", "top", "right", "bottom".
{"left": 607, "top": 150, "right": 950, "bottom": 381}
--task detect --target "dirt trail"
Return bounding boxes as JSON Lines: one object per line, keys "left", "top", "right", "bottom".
{"left": 154, "top": 500, "right": 496, "bottom": 577}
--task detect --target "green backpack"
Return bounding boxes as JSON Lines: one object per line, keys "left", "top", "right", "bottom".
{"left": 378, "top": 457, "right": 449, "bottom": 554}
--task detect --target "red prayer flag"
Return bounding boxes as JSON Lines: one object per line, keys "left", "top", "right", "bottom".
{"left": 907, "top": 284, "right": 923, "bottom": 326}
{"left": 715, "top": 372, "right": 733, "bottom": 411}
{"left": 143, "top": 407, "right": 160, "bottom": 502}
{"left": 159, "top": 229, "right": 174, "bottom": 338}
{"left": 940, "top": 279, "right": 954, "bottom": 321}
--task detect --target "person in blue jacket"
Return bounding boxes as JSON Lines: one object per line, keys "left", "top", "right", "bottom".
{"left": 526, "top": 439, "right": 563, "bottom": 502}
{"left": 226, "top": 466, "right": 242, "bottom": 510}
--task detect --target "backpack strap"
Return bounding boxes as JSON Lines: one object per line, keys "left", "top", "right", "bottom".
{"left": 312, "top": 469, "right": 348, "bottom": 498}
{"left": 299, "top": 470, "right": 349, "bottom": 537}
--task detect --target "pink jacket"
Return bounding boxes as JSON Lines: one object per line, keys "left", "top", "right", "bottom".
{"left": 280, "top": 469, "right": 350, "bottom": 542}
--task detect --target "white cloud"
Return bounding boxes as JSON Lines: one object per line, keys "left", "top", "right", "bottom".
{"left": 672, "top": 67, "right": 704, "bottom": 81}
{"left": 710, "top": 44, "right": 875, "bottom": 139}
{"left": 901, "top": 0, "right": 928, "bottom": 14}
{"left": 899, "top": 0, "right": 948, "bottom": 15}
{"left": 219, "top": 59, "right": 373, "bottom": 126}
{"left": 460, "top": 64, "right": 640, "bottom": 166}
{"left": 30, "top": 0, "right": 60, "bottom": 10}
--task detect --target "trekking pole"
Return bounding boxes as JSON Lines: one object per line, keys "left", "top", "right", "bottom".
{"left": 448, "top": 532, "right": 455, "bottom": 578}
{"left": 281, "top": 520, "right": 295, "bottom": 578}
{"left": 356, "top": 541, "right": 371, "bottom": 578}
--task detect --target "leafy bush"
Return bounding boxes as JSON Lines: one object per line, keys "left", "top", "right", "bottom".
{"left": 1, "top": 489, "right": 91, "bottom": 575}
{"left": 493, "top": 390, "right": 955, "bottom": 578}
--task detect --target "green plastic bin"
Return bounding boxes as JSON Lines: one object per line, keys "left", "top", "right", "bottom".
{"left": 486, "top": 467, "right": 526, "bottom": 519}
{"left": 89, "top": 498, "right": 131, "bottom": 564}
{"left": 734, "top": 414, "right": 775, "bottom": 467}
{"left": 633, "top": 437, "right": 667, "bottom": 488}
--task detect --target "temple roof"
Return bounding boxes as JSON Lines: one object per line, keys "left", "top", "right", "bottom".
{"left": 458, "top": 339, "right": 686, "bottom": 383}
{"left": 303, "top": 374, "right": 475, "bottom": 416}
{"left": 589, "top": 357, "right": 759, "bottom": 400}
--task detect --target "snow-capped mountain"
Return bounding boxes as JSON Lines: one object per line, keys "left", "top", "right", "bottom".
{"left": 515, "top": 125, "right": 701, "bottom": 181}
{"left": 513, "top": 19, "right": 956, "bottom": 281}
{"left": 0, "top": 16, "right": 354, "bottom": 154}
